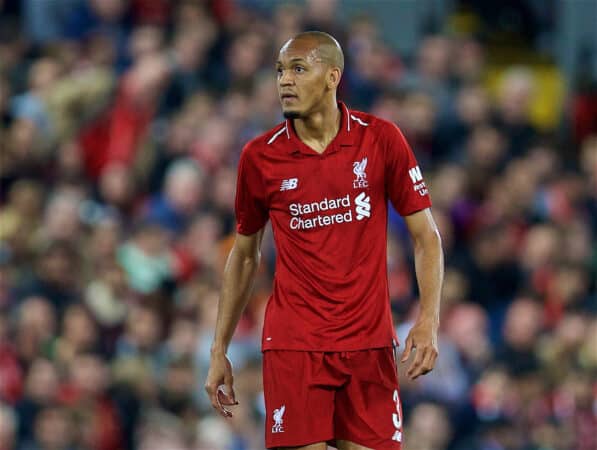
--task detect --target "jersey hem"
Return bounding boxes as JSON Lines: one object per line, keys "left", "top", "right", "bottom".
{"left": 261, "top": 343, "right": 395, "bottom": 353}
{"left": 236, "top": 224, "right": 266, "bottom": 235}
{"left": 401, "top": 203, "right": 432, "bottom": 217}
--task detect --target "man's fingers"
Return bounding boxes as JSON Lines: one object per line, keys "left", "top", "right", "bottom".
{"left": 422, "top": 346, "right": 438, "bottom": 373}
{"left": 401, "top": 335, "right": 413, "bottom": 363}
{"left": 225, "top": 374, "right": 236, "bottom": 404}
{"left": 205, "top": 382, "right": 222, "bottom": 413}
{"left": 204, "top": 382, "right": 216, "bottom": 401}
{"left": 408, "top": 346, "right": 438, "bottom": 379}
{"left": 216, "top": 386, "right": 234, "bottom": 418}
{"left": 206, "top": 380, "right": 236, "bottom": 418}
{"left": 416, "top": 351, "right": 434, "bottom": 378}
{"left": 205, "top": 355, "right": 238, "bottom": 418}
{"left": 407, "top": 346, "right": 426, "bottom": 379}
{"left": 220, "top": 381, "right": 238, "bottom": 406}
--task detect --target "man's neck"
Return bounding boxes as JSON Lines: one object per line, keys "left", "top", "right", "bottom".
{"left": 293, "top": 99, "right": 341, "bottom": 154}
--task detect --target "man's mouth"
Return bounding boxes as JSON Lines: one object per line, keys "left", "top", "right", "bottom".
{"left": 281, "top": 94, "right": 298, "bottom": 100}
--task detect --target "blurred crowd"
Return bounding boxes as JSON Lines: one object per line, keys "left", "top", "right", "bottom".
{"left": 0, "top": 1, "right": 596, "bottom": 450}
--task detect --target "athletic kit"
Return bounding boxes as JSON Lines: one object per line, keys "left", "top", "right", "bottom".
{"left": 235, "top": 102, "right": 431, "bottom": 448}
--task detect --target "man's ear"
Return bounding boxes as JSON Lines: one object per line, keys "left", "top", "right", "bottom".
{"left": 328, "top": 67, "right": 342, "bottom": 89}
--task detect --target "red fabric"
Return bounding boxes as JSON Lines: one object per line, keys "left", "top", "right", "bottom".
{"left": 58, "top": 386, "right": 123, "bottom": 450}
{"left": 572, "top": 92, "right": 597, "bottom": 145}
{"left": 235, "top": 103, "right": 431, "bottom": 351}
{"left": 263, "top": 348, "right": 402, "bottom": 449}
{"left": 130, "top": 0, "right": 171, "bottom": 24}
{"left": 209, "top": 0, "right": 236, "bottom": 25}
{"left": 171, "top": 246, "right": 198, "bottom": 283}
{"left": 0, "top": 343, "right": 23, "bottom": 403}
{"left": 95, "top": 398, "right": 124, "bottom": 450}
{"left": 79, "top": 79, "right": 154, "bottom": 179}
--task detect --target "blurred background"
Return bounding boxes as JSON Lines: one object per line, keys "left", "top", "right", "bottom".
{"left": 0, "top": 0, "right": 596, "bottom": 449}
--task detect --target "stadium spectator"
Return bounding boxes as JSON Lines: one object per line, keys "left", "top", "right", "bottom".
{"left": 0, "top": 1, "right": 594, "bottom": 449}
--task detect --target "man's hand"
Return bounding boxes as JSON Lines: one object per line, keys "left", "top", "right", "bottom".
{"left": 401, "top": 317, "right": 439, "bottom": 380}
{"left": 204, "top": 352, "right": 238, "bottom": 418}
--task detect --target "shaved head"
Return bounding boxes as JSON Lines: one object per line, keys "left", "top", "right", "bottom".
{"left": 282, "top": 31, "right": 344, "bottom": 73}
{"left": 276, "top": 31, "right": 344, "bottom": 119}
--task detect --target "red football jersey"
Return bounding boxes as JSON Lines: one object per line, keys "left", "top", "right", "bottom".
{"left": 235, "top": 102, "right": 432, "bottom": 351}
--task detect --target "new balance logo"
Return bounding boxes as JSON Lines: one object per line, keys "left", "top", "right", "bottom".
{"left": 280, "top": 178, "right": 298, "bottom": 191}
{"left": 408, "top": 166, "right": 423, "bottom": 183}
{"left": 355, "top": 192, "right": 371, "bottom": 220}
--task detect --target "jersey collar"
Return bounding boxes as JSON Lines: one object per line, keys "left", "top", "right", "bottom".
{"left": 284, "top": 101, "right": 356, "bottom": 155}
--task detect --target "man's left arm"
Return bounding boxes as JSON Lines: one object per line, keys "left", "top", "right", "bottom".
{"left": 401, "top": 207, "right": 444, "bottom": 379}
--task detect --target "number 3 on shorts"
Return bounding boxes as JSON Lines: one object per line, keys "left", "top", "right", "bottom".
{"left": 392, "top": 389, "right": 403, "bottom": 442}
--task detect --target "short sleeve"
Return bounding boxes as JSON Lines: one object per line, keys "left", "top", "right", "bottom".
{"left": 235, "top": 146, "right": 269, "bottom": 235}
{"left": 384, "top": 123, "right": 432, "bottom": 216}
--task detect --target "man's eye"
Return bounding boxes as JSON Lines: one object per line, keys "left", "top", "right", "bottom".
{"left": 276, "top": 68, "right": 283, "bottom": 75}
{"left": 295, "top": 66, "right": 305, "bottom": 73}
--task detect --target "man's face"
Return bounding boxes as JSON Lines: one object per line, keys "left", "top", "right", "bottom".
{"left": 276, "top": 40, "right": 330, "bottom": 118}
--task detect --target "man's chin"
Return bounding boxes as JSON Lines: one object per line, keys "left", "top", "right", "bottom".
{"left": 282, "top": 109, "right": 302, "bottom": 119}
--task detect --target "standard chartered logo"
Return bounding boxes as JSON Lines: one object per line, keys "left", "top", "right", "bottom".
{"left": 288, "top": 192, "right": 371, "bottom": 230}
{"left": 355, "top": 192, "right": 371, "bottom": 220}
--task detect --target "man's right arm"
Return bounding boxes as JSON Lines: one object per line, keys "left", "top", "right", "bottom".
{"left": 204, "top": 228, "right": 265, "bottom": 417}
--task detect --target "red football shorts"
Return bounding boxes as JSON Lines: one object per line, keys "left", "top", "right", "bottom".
{"left": 263, "top": 348, "right": 403, "bottom": 449}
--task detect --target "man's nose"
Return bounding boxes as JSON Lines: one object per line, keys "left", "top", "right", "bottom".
{"left": 279, "top": 70, "right": 294, "bottom": 86}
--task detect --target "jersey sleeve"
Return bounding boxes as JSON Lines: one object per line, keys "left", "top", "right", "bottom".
{"left": 384, "top": 123, "right": 432, "bottom": 216}
{"left": 235, "top": 146, "right": 269, "bottom": 235}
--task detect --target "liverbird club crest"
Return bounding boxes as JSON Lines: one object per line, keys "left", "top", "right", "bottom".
{"left": 353, "top": 157, "right": 368, "bottom": 188}
{"left": 272, "top": 405, "right": 285, "bottom": 433}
